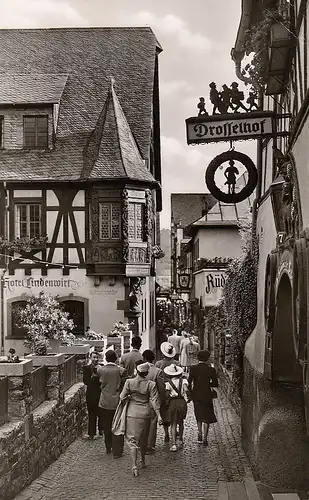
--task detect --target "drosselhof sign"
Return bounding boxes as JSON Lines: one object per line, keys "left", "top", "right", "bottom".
{"left": 186, "top": 111, "right": 274, "bottom": 145}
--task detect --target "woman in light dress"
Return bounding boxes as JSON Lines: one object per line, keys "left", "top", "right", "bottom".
{"left": 119, "top": 361, "right": 162, "bottom": 477}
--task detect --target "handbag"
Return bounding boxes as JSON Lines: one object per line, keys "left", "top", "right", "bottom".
{"left": 111, "top": 397, "right": 129, "bottom": 436}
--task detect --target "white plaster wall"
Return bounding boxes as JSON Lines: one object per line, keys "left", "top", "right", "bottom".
{"left": 138, "top": 276, "right": 156, "bottom": 352}
{"left": 244, "top": 195, "right": 277, "bottom": 373}
{"left": 197, "top": 227, "right": 242, "bottom": 259}
{"left": 4, "top": 268, "right": 126, "bottom": 356}
{"left": 292, "top": 119, "right": 309, "bottom": 229}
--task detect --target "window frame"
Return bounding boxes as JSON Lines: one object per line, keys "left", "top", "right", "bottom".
{"left": 23, "top": 114, "right": 49, "bottom": 149}
{"left": 128, "top": 202, "right": 145, "bottom": 242}
{"left": 98, "top": 201, "right": 121, "bottom": 241}
{"left": 14, "top": 201, "right": 42, "bottom": 239}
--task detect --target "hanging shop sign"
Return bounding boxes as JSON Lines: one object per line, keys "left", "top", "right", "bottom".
{"left": 195, "top": 269, "right": 227, "bottom": 307}
{"left": 186, "top": 111, "right": 274, "bottom": 145}
{"left": 178, "top": 273, "right": 191, "bottom": 291}
{"left": 205, "top": 150, "right": 258, "bottom": 204}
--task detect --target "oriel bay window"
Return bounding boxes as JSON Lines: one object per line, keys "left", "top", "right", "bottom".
{"left": 99, "top": 202, "right": 121, "bottom": 240}
{"left": 23, "top": 115, "right": 48, "bottom": 148}
{"left": 14, "top": 203, "right": 41, "bottom": 238}
{"left": 128, "top": 202, "right": 144, "bottom": 241}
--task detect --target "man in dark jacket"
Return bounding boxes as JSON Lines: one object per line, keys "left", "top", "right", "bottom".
{"left": 120, "top": 336, "right": 143, "bottom": 377}
{"left": 83, "top": 351, "right": 103, "bottom": 439}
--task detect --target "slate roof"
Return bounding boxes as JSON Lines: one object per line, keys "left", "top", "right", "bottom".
{"left": 171, "top": 193, "right": 217, "bottom": 229}
{"left": 83, "top": 81, "right": 156, "bottom": 183}
{"left": 0, "top": 28, "right": 160, "bottom": 182}
{"left": 0, "top": 74, "right": 68, "bottom": 104}
{"left": 186, "top": 173, "right": 254, "bottom": 235}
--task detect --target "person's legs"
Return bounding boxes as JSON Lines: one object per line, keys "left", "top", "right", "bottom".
{"left": 147, "top": 410, "right": 157, "bottom": 451}
{"left": 100, "top": 408, "right": 113, "bottom": 452}
{"left": 170, "top": 422, "right": 177, "bottom": 451}
{"left": 97, "top": 407, "right": 103, "bottom": 436}
{"left": 203, "top": 422, "right": 210, "bottom": 445}
{"left": 177, "top": 420, "right": 184, "bottom": 449}
{"left": 140, "top": 419, "right": 150, "bottom": 466}
{"left": 163, "top": 423, "right": 170, "bottom": 441}
{"left": 87, "top": 405, "right": 96, "bottom": 438}
{"left": 197, "top": 421, "right": 203, "bottom": 442}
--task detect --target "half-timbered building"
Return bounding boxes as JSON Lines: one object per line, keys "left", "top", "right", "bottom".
{"left": 0, "top": 28, "right": 162, "bottom": 356}
{"left": 232, "top": 0, "right": 309, "bottom": 488}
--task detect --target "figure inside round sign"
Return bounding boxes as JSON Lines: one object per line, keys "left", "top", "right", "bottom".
{"left": 205, "top": 151, "right": 257, "bottom": 204}
{"left": 224, "top": 159, "right": 239, "bottom": 195}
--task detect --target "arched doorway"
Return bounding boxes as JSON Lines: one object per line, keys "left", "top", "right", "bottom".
{"left": 272, "top": 273, "right": 302, "bottom": 383}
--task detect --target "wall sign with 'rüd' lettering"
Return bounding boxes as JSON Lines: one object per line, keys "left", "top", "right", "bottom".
{"left": 186, "top": 111, "right": 274, "bottom": 145}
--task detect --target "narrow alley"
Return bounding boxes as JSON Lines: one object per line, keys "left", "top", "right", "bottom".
{"left": 13, "top": 391, "right": 253, "bottom": 500}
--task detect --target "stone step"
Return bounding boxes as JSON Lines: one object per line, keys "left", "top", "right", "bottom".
{"left": 218, "top": 479, "right": 263, "bottom": 500}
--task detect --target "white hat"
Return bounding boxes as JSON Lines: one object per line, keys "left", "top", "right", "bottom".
{"left": 160, "top": 342, "right": 176, "bottom": 358}
{"left": 164, "top": 364, "right": 183, "bottom": 376}
{"left": 136, "top": 362, "right": 150, "bottom": 374}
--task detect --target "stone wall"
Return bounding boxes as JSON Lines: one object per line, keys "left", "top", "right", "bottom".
{"left": 217, "top": 364, "right": 242, "bottom": 417}
{"left": 0, "top": 383, "right": 87, "bottom": 500}
{"left": 242, "top": 357, "right": 309, "bottom": 489}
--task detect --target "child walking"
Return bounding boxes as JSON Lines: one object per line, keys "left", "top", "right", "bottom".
{"left": 164, "top": 364, "right": 189, "bottom": 452}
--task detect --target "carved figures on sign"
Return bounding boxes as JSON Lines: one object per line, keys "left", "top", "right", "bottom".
{"left": 224, "top": 159, "right": 239, "bottom": 195}
{"left": 197, "top": 81, "right": 259, "bottom": 116}
{"left": 197, "top": 97, "right": 208, "bottom": 116}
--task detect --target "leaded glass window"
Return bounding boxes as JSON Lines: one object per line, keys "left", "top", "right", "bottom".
{"left": 99, "top": 202, "right": 121, "bottom": 240}
{"left": 128, "top": 202, "right": 144, "bottom": 241}
{"left": 14, "top": 203, "right": 41, "bottom": 238}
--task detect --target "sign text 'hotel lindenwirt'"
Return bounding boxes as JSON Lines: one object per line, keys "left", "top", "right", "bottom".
{"left": 186, "top": 112, "right": 274, "bottom": 145}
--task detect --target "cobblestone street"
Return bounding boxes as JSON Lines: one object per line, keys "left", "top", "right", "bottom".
{"left": 13, "top": 391, "right": 254, "bottom": 500}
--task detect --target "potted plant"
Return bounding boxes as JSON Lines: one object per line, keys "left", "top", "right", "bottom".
{"left": 18, "top": 292, "right": 75, "bottom": 366}
{"left": 0, "top": 348, "right": 33, "bottom": 376}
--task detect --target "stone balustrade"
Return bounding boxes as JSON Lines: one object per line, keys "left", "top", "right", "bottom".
{"left": 0, "top": 347, "right": 91, "bottom": 500}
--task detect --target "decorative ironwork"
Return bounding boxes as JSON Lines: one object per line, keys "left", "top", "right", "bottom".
{"left": 197, "top": 97, "right": 208, "bottom": 116}
{"left": 205, "top": 150, "right": 258, "bottom": 203}
{"left": 198, "top": 81, "right": 259, "bottom": 117}
{"left": 122, "top": 189, "right": 129, "bottom": 262}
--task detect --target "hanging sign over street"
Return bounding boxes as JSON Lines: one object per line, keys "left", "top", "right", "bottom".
{"left": 186, "top": 111, "right": 274, "bottom": 145}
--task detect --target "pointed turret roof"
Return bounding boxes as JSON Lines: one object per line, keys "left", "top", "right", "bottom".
{"left": 82, "top": 79, "right": 157, "bottom": 184}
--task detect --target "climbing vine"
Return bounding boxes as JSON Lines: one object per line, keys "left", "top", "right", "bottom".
{"left": 207, "top": 221, "right": 258, "bottom": 397}
{"left": 242, "top": 5, "right": 287, "bottom": 91}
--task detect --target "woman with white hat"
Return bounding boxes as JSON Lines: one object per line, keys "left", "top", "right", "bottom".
{"left": 164, "top": 364, "right": 189, "bottom": 452}
{"left": 155, "top": 341, "right": 180, "bottom": 443}
{"left": 119, "top": 361, "right": 162, "bottom": 477}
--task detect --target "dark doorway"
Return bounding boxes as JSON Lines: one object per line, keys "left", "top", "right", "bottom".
{"left": 61, "top": 300, "right": 85, "bottom": 336}
{"left": 273, "top": 273, "right": 302, "bottom": 383}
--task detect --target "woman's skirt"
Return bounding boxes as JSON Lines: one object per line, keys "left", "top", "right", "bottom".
{"left": 166, "top": 397, "right": 187, "bottom": 424}
{"left": 193, "top": 400, "right": 217, "bottom": 424}
{"left": 125, "top": 416, "right": 150, "bottom": 451}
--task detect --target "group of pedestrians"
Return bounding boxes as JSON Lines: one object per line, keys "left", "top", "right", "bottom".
{"left": 83, "top": 333, "right": 218, "bottom": 477}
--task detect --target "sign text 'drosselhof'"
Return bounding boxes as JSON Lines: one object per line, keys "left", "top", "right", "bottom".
{"left": 186, "top": 112, "right": 274, "bottom": 145}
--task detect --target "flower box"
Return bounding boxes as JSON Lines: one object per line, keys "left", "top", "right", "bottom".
{"left": 25, "top": 353, "right": 65, "bottom": 367}
{"left": 57, "top": 344, "right": 92, "bottom": 355}
{"left": 0, "top": 358, "right": 33, "bottom": 376}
